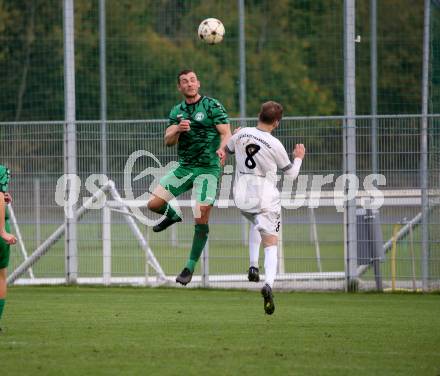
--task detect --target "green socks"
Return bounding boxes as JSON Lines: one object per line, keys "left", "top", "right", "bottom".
{"left": 155, "top": 203, "right": 181, "bottom": 222}
{"left": 186, "top": 224, "right": 209, "bottom": 272}
{"left": 0, "top": 299, "right": 5, "bottom": 321}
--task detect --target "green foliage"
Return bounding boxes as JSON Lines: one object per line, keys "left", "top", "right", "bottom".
{"left": 0, "top": 0, "right": 433, "bottom": 121}
{"left": 0, "top": 0, "right": 64, "bottom": 121}
{"left": 356, "top": 0, "right": 425, "bottom": 114}
{"left": 431, "top": 1, "right": 440, "bottom": 114}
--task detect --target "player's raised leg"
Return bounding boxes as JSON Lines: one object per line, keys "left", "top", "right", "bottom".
{"left": 176, "top": 169, "right": 219, "bottom": 286}
{"left": 147, "top": 184, "right": 182, "bottom": 233}
{"left": 176, "top": 203, "right": 212, "bottom": 285}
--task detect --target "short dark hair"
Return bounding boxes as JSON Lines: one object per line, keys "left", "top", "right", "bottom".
{"left": 177, "top": 69, "right": 196, "bottom": 84}
{"left": 258, "top": 101, "right": 283, "bottom": 124}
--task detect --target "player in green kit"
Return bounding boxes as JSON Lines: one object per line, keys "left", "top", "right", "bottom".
{"left": 0, "top": 165, "right": 17, "bottom": 331}
{"left": 147, "top": 70, "right": 231, "bottom": 285}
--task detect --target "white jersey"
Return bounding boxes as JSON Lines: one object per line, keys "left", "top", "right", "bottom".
{"left": 226, "top": 127, "right": 293, "bottom": 213}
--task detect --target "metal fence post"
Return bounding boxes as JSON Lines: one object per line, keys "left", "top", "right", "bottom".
{"left": 344, "top": 0, "right": 358, "bottom": 291}
{"left": 238, "top": 0, "right": 246, "bottom": 127}
{"left": 63, "top": 0, "right": 77, "bottom": 284}
{"left": 371, "top": 0, "right": 378, "bottom": 175}
{"left": 34, "top": 178, "right": 41, "bottom": 248}
{"left": 102, "top": 205, "right": 111, "bottom": 285}
{"left": 420, "top": 0, "right": 431, "bottom": 291}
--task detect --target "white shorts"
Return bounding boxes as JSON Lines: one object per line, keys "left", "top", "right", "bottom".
{"left": 241, "top": 210, "right": 281, "bottom": 236}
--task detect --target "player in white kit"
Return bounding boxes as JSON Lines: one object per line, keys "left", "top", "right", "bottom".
{"left": 225, "top": 101, "right": 305, "bottom": 314}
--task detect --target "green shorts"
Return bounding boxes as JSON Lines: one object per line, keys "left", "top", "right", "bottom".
{"left": 0, "top": 220, "right": 11, "bottom": 269}
{"left": 159, "top": 164, "right": 220, "bottom": 205}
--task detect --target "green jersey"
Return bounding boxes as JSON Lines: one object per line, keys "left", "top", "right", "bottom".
{"left": 168, "top": 96, "right": 229, "bottom": 168}
{"left": 0, "top": 165, "right": 10, "bottom": 269}
{"left": 0, "top": 165, "right": 9, "bottom": 220}
{"left": 0, "top": 166, "right": 9, "bottom": 193}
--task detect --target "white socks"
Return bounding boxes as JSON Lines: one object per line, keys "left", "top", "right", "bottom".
{"left": 249, "top": 223, "right": 261, "bottom": 268}
{"left": 264, "top": 245, "right": 278, "bottom": 288}
{"left": 249, "top": 223, "right": 278, "bottom": 288}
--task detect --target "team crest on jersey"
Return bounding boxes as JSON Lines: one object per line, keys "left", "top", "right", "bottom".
{"left": 194, "top": 112, "right": 205, "bottom": 121}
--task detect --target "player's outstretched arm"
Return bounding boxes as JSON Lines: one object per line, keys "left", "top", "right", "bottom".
{"left": 282, "top": 144, "right": 305, "bottom": 180}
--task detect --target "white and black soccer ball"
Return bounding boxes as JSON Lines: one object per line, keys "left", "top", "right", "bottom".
{"left": 198, "top": 18, "right": 225, "bottom": 45}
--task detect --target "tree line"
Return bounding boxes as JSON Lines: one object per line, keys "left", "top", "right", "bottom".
{"left": 0, "top": 0, "right": 435, "bottom": 123}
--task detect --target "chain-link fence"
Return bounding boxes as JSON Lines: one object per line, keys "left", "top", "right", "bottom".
{"left": 0, "top": 0, "right": 439, "bottom": 290}
{"left": 1, "top": 116, "right": 438, "bottom": 290}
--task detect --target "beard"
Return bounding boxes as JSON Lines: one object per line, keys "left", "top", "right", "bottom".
{"left": 185, "top": 91, "right": 198, "bottom": 99}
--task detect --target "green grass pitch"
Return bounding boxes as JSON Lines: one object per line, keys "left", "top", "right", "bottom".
{"left": 1, "top": 287, "right": 439, "bottom": 376}
{"left": 11, "top": 220, "right": 439, "bottom": 282}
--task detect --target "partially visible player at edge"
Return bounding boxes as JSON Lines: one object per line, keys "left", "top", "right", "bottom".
{"left": 0, "top": 165, "right": 17, "bottom": 331}
{"left": 224, "top": 101, "right": 305, "bottom": 314}
{"left": 147, "top": 70, "right": 231, "bottom": 285}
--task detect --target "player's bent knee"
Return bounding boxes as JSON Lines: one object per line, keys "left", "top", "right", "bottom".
{"left": 146, "top": 200, "right": 156, "bottom": 211}
{"left": 147, "top": 197, "right": 163, "bottom": 211}
{"left": 194, "top": 205, "right": 211, "bottom": 224}
{"left": 262, "top": 234, "right": 278, "bottom": 248}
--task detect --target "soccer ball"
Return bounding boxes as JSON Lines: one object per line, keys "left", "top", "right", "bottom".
{"left": 198, "top": 18, "right": 225, "bottom": 44}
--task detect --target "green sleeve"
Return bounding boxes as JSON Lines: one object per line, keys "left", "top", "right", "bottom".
{"left": 210, "top": 99, "right": 229, "bottom": 125}
{"left": 0, "top": 165, "right": 10, "bottom": 193}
